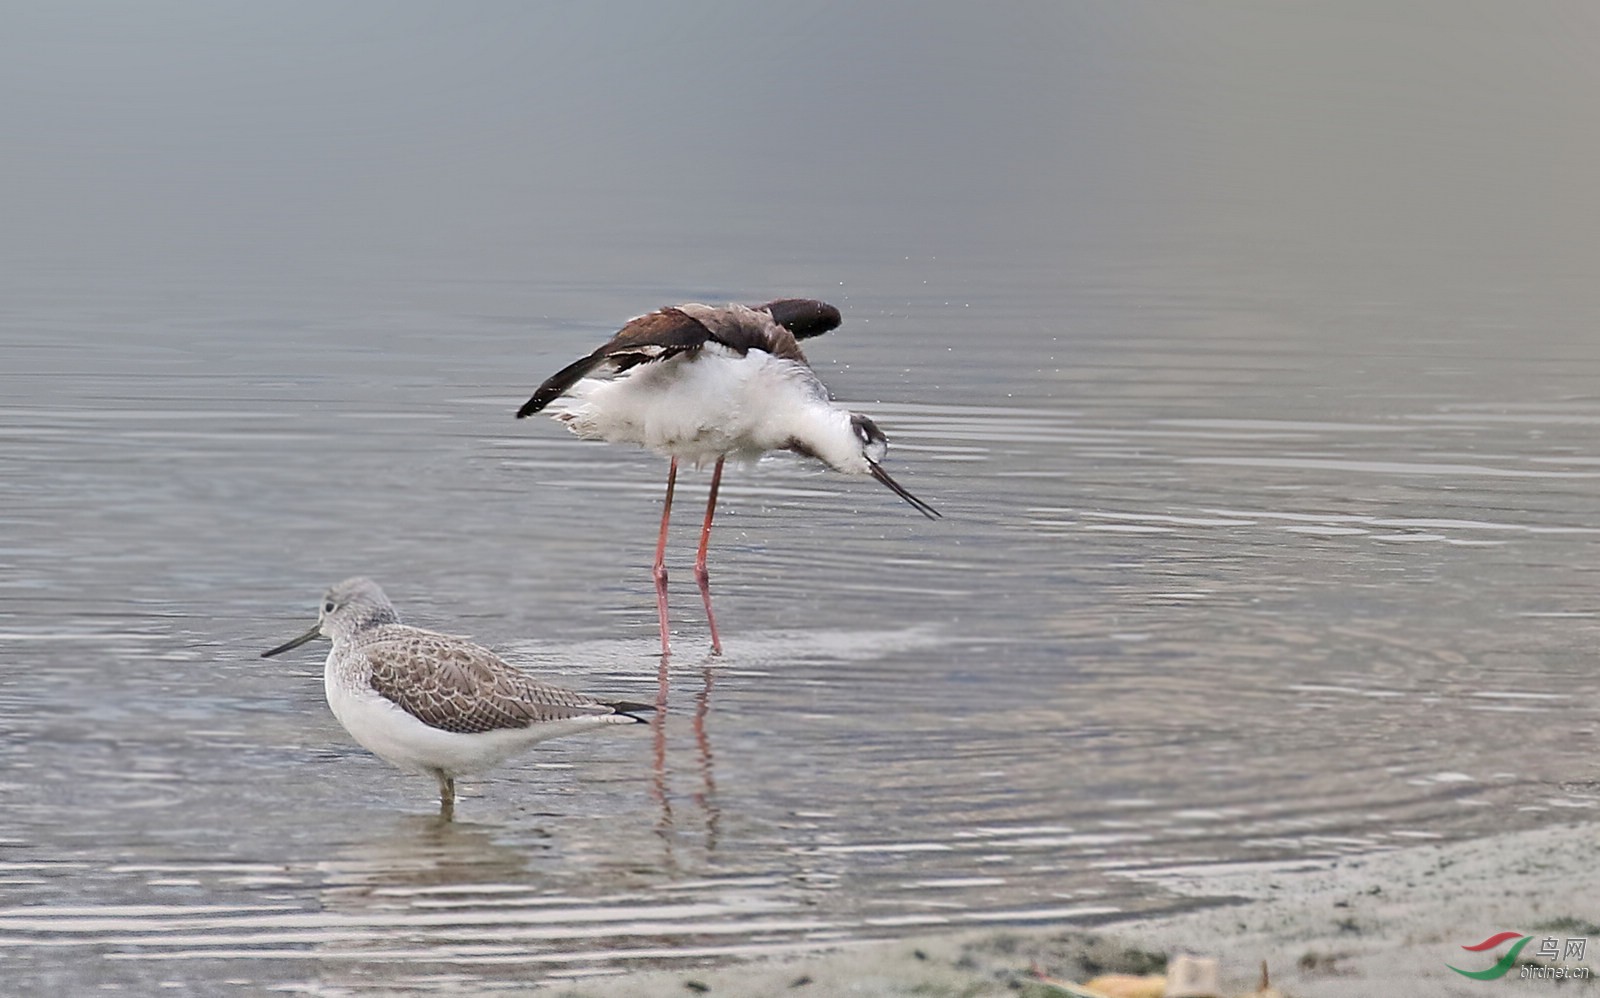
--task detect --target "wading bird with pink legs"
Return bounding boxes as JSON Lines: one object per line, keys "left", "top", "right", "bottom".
{"left": 516, "top": 298, "right": 938, "bottom": 656}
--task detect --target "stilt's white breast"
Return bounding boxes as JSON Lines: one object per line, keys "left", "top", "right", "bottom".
{"left": 554, "top": 346, "right": 833, "bottom": 465}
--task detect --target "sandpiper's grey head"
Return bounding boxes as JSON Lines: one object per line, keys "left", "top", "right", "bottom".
{"left": 261, "top": 576, "right": 400, "bottom": 658}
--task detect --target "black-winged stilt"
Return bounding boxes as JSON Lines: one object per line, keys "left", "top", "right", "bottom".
{"left": 515, "top": 298, "right": 939, "bottom": 657}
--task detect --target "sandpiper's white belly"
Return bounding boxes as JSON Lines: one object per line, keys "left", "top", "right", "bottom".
{"left": 554, "top": 347, "right": 830, "bottom": 465}
{"left": 323, "top": 655, "right": 605, "bottom": 778}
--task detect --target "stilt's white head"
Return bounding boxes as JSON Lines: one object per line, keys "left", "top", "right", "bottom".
{"left": 790, "top": 411, "right": 940, "bottom": 519}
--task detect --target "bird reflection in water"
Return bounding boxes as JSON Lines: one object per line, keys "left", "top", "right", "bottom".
{"left": 692, "top": 665, "right": 720, "bottom": 851}
{"left": 319, "top": 813, "right": 550, "bottom": 909}
{"left": 649, "top": 655, "right": 675, "bottom": 868}
{"left": 646, "top": 655, "right": 723, "bottom": 865}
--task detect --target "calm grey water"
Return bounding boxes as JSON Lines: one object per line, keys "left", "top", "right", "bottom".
{"left": 5, "top": 3, "right": 1600, "bottom": 993}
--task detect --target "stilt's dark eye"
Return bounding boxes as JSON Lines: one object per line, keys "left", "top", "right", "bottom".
{"left": 323, "top": 600, "right": 336, "bottom": 613}
{"left": 850, "top": 414, "right": 885, "bottom": 447}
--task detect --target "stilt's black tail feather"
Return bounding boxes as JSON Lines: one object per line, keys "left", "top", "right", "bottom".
{"left": 516, "top": 351, "right": 605, "bottom": 418}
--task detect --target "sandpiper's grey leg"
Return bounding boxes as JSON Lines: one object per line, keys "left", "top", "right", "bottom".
{"left": 694, "top": 456, "right": 725, "bottom": 656}
{"left": 436, "top": 771, "right": 455, "bottom": 819}
{"left": 653, "top": 458, "right": 678, "bottom": 657}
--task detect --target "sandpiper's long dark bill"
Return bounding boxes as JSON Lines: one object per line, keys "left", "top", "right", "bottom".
{"left": 515, "top": 298, "right": 939, "bottom": 656}
{"left": 262, "top": 577, "right": 649, "bottom": 817}
{"left": 261, "top": 625, "right": 321, "bottom": 658}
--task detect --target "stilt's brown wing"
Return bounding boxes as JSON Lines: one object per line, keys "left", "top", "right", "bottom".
{"left": 516, "top": 300, "right": 840, "bottom": 417}
{"left": 756, "top": 298, "right": 842, "bottom": 339}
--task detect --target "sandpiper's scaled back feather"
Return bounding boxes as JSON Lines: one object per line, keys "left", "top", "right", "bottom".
{"left": 363, "top": 628, "right": 643, "bottom": 734}
{"left": 516, "top": 299, "right": 836, "bottom": 418}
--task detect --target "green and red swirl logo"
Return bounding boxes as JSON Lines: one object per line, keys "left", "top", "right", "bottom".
{"left": 1449, "top": 931, "right": 1531, "bottom": 980}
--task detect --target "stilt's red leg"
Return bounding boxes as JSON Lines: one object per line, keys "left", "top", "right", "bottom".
{"left": 654, "top": 458, "right": 677, "bottom": 657}
{"left": 694, "top": 456, "right": 725, "bottom": 655}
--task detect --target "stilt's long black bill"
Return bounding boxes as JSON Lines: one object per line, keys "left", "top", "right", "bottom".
{"left": 260, "top": 624, "right": 324, "bottom": 658}
{"left": 869, "top": 462, "right": 941, "bottom": 519}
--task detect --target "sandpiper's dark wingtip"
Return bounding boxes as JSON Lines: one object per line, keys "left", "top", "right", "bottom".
{"left": 607, "top": 700, "right": 658, "bottom": 723}
{"left": 758, "top": 298, "right": 842, "bottom": 339}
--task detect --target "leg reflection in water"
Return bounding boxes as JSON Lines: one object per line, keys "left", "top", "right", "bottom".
{"left": 692, "top": 666, "right": 720, "bottom": 851}
{"left": 646, "top": 656, "right": 723, "bottom": 864}
{"left": 649, "top": 654, "right": 675, "bottom": 868}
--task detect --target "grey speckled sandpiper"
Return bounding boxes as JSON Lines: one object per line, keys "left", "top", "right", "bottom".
{"left": 261, "top": 577, "right": 650, "bottom": 817}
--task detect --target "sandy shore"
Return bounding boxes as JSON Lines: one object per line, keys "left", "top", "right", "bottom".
{"left": 549, "top": 820, "right": 1600, "bottom": 997}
